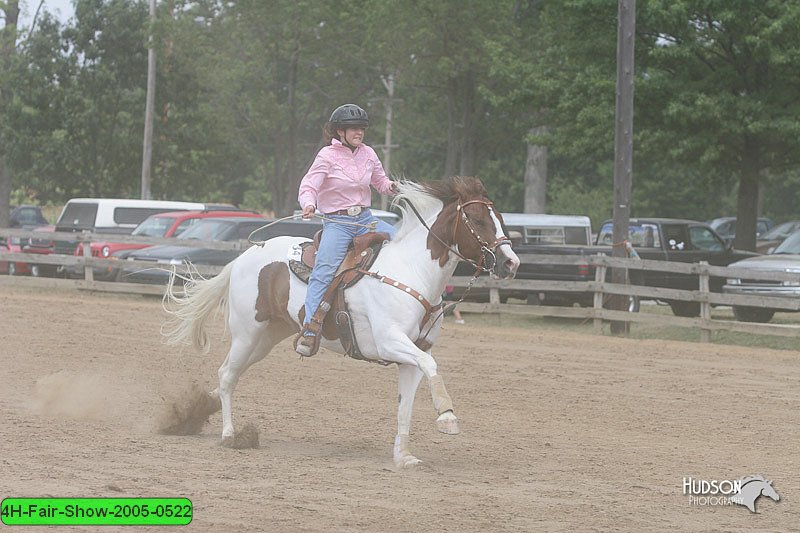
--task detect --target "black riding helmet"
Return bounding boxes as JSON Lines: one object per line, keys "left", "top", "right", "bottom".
{"left": 329, "top": 104, "right": 369, "bottom": 129}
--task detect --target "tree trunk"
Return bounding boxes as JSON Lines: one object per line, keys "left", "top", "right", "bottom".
{"left": 0, "top": 159, "right": 10, "bottom": 227}
{"left": 444, "top": 78, "right": 459, "bottom": 178}
{"left": 0, "top": 1, "right": 20, "bottom": 227}
{"left": 734, "top": 146, "right": 760, "bottom": 251}
{"left": 444, "top": 71, "right": 479, "bottom": 178}
{"left": 458, "top": 71, "right": 476, "bottom": 176}
{"left": 279, "top": 44, "right": 300, "bottom": 216}
{"left": 524, "top": 126, "right": 548, "bottom": 213}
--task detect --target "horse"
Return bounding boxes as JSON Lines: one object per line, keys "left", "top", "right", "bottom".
{"left": 161, "top": 176, "right": 520, "bottom": 467}
{"left": 730, "top": 475, "right": 780, "bottom": 513}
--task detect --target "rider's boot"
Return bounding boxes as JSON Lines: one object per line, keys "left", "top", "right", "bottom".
{"left": 295, "top": 332, "right": 316, "bottom": 357}
{"left": 295, "top": 300, "right": 330, "bottom": 357}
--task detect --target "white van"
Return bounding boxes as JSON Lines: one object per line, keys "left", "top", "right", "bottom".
{"left": 54, "top": 198, "right": 236, "bottom": 255}
{"left": 501, "top": 213, "right": 593, "bottom": 246}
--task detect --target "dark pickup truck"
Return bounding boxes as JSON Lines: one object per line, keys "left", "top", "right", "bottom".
{"left": 458, "top": 218, "right": 760, "bottom": 317}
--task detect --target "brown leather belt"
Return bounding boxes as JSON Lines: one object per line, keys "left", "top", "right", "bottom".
{"left": 325, "top": 206, "right": 367, "bottom": 216}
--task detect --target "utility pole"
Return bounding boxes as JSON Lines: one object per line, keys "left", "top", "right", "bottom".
{"left": 141, "top": 0, "right": 156, "bottom": 200}
{"left": 611, "top": 0, "right": 635, "bottom": 334}
{"left": 378, "top": 73, "right": 399, "bottom": 211}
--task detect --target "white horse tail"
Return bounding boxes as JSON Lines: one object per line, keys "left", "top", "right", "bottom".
{"left": 161, "top": 261, "right": 234, "bottom": 353}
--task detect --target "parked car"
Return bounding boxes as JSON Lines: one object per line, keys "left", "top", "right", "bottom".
{"left": 0, "top": 236, "right": 30, "bottom": 275}
{"left": 755, "top": 220, "right": 800, "bottom": 254}
{"left": 119, "top": 217, "right": 271, "bottom": 284}
{"left": 501, "top": 218, "right": 758, "bottom": 317}
{"left": 9, "top": 205, "right": 49, "bottom": 228}
{"left": 723, "top": 230, "right": 800, "bottom": 323}
{"left": 22, "top": 225, "right": 57, "bottom": 277}
{"left": 119, "top": 216, "right": 332, "bottom": 285}
{"left": 453, "top": 213, "right": 593, "bottom": 302}
{"left": 501, "top": 213, "right": 593, "bottom": 245}
{"left": 53, "top": 198, "right": 239, "bottom": 257}
{"left": 66, "top": 209, "right": 262, "bottom": 281}
{"left": 707, "top": 216, "right": 774, "bottom": 242}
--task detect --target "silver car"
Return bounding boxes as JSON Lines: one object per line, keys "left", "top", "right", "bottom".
{"left": 723, "top": 230, "right": 800, "bottom": 322}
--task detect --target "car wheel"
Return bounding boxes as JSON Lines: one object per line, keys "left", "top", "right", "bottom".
{"left": 8, "top": 263, "right": 16, "bottom": 276}
{"left": 733, "top": 306, "right": 775, "bottom": 323}
{"left": 526, "top": 293, "right": 542, "bottom": 306}
{"left": 31, "top": 264, "right": 41, "bottom": 277}
{"left": 603, "top": 294, "right": 640, "bottom": 313}
{"left": 669, "top": 301, "right": 700, "bottom": 317}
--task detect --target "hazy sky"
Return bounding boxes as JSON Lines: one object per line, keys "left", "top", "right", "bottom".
{"left": 19, "top": 0, "right": 75, "bottom": 26}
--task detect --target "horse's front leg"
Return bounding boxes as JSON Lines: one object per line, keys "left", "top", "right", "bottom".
{"left": 429, "top": 373, "right": 460, "bottom": 435}
{"left": 395, "top": 363, "right": 425, "bottom": 468}
{"left": 379, "top": 336, "right": 461, "bottom": 437}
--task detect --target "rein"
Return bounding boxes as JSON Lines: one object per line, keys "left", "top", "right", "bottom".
{"left": 248, "top": 213, "right": 378, "bottom": 246}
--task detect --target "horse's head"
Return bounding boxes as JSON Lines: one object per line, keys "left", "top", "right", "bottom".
{"left": 761, "top": 480, "right": 780, "bottom": 502}
{"left": 422, "top": 176, "right": 520, "bottom": 279}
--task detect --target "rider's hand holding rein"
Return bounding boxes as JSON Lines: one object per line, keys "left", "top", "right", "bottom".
{"left": 302, "top": 204, "right": 316, "bottom": 220}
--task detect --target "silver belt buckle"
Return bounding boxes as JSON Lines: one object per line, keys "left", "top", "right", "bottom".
{"left": 347, "top": 206, "right": 362, "bottom": 216}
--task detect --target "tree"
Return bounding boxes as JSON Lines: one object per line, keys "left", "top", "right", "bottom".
{"left": 162, "top": 0, "right": 384, "bottom": 215}
{"left": 637, "top": 1, "right": 800, "bottom": 250}
{"left": 485, "top": 0, "right": 800, "bottom": 236}
{"left": 0, "top": 0, "right": 20, "bottom": 226}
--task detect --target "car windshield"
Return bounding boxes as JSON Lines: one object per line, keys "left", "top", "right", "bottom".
{"left": 132, "top": 216, "right": 175, "bottom": 237}
{"left": 772, "top": 231, "right": 800, "bottom": 254}
{"left": 597, "top": 223, "right": 660, "bottom": 248}
{"left": 177, "top": 219, "right": 234, "bottom": 241}
{"left": 759, "top": 221, "right": 799, "bottom": 241}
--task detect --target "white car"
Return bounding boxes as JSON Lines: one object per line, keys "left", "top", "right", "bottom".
{"left": 723, "top": 230, "right": 800, "bottom": 322}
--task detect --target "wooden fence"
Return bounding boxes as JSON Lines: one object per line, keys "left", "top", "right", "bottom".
{"left": 2, "top": 228, "right": 799, "bottom": 340}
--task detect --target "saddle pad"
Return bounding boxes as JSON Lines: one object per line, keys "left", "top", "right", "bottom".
{"left": 288, "top": 242, "right": 314, "bottom": 283}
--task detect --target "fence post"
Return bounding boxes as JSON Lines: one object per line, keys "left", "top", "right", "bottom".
{"left": 489, "top": 287, "right": 500, "bottom": 305}
{"left": 81, "top": 231, "right": 94, "bottom": 284}
{"left": 699, "top": 260, "right": 710, "bottom": 343}
{"left": 593, "top": 256, "right": 607, "bottom": 333}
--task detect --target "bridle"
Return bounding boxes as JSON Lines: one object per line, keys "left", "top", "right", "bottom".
{"left": 406, "top": 197, "right": 511, "bottom": 274}
{"left": 453, "top": 199, "right": 513, "bottom": 273}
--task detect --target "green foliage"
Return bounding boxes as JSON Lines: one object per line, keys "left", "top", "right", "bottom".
{"left": 2, "top": 0, "right": 800, "bottom": 229}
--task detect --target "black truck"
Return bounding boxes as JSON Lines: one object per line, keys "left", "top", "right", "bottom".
{"left": 457, "top": 217, "right": 760, "bottom": 317}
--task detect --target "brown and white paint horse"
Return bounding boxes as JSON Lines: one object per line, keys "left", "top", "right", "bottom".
{"left": 162, "top": 177, "right": 519, "bottom": 467}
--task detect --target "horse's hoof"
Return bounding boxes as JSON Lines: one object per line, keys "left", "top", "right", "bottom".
{"left": 395, "top": 455, "right": 422, "bottom": 469}
{"left": 221, "top": 434, "right": 235, "bottom": 448}
{"left": 436, "top": 412, "right": 460, "bottom": 435}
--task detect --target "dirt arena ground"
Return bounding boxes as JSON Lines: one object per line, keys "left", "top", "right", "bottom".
{"left": 1, "top": 285, "right": 798, "bottom": 532}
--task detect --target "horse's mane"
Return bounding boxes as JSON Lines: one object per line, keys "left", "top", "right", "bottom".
{"left": 390, "top": 176, "right": 488, "bottom": 241}
{"left": 740, "top": 475, "right": 767, "bottom": 486}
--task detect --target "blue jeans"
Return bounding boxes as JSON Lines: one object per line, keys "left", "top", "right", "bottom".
{"left": 303, "top": 209, "right": 396, "bottom": 331}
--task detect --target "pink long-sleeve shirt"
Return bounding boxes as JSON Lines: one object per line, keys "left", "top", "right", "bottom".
{"left": 298, "top": 139, "right": 394, "bottom": 214}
